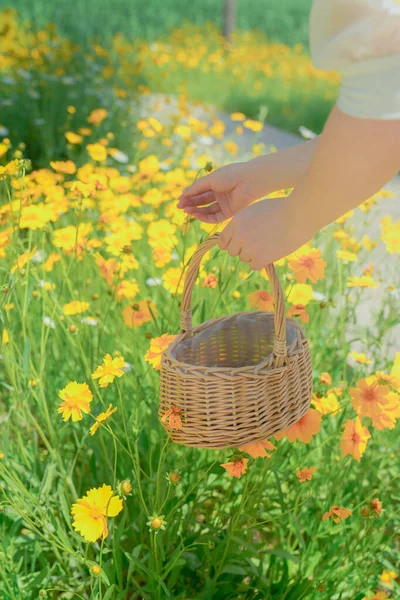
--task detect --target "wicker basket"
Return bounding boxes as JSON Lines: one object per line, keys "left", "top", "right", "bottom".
{"left": 159, "top": 233, "right": 313, "bottom": 449}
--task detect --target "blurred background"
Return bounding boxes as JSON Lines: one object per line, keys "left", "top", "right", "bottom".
{"left": 0, "top": 0, "right": 339, "bottom": 168}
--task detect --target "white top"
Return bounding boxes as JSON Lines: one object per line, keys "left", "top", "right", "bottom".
{"left": 309, "top": 0, "right": 400, "bottom": 118}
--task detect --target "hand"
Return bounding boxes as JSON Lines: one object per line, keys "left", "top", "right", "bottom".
{"left": 218, "top": 196, "right": 315, "bottom": 269}
{"left": 177, "top": 162, "right": 257, "bottom": 223}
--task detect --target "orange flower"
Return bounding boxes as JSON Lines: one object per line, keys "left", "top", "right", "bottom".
{"left": 202, "top": 273, "right": 218, "bottom": 288}
{"left": 247, "top": 290, "right": 274, "bottom": 311}
{"left": 122, "top": 300, "right": 156, "bottom": 328}
{"left": 239, "top": 439, "right": 275, "bottom": 458}
{"left": 221, "top": 458, "right": 248, "bottom": 479}
{"left": 370, "top": 498, "right": 382, "bottom": 516}
{"left": 340, "top": 417, "right": 371, "bottom": 462}
{"left": 319, "top": 372, "right": 332, "bottom": 385}
{"left": 322, "top": 505, "right": 352, "bottom": 523}
{"left": 362, "top": 591, "right": 387, "bottom": 600}
{"left": 161, "top": 406, "right": 183, "bottom": 430}
{"left": 288, "top": 248, "right": 326, "bottom": 283}
{"left": 275, "top": 409, "right": 322, "bottom": 444}
{"left": 144, "top": 334, "right": 177, "bottom": 371}
{"left": 371, "top": 391, "right": 400, "bottom": 430}
{"left": 287, "top": 303, "right": 309, "bottom": 323}
{"left": 350, "top": 377, "right": 391, "bottom": 418}
{"left": 296, "top": 466, "right": 317, "bottom": 483}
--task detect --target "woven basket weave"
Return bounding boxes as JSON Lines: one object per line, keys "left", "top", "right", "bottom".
{"left": 159, "top": 233, "right": 313, "bottom": 449}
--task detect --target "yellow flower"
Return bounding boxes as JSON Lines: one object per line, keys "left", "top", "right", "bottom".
{"left": 336, "top": 249, "right": 357, "bottom": 262}
{"left": 87, "top": 143, "right": 107, "bottom": 162}
{"left": 163, "top": 268, "right": 185, "bottom": 295}
{"left": 347, "top": 276, "right": 379, "bottom": 288}
{"left": 0, "top": 159, "right": 19, "bottom": 180}
{"left": 230, "top": 112, "right": 246, "bottom": 121}
{"left": 138, "top": 154, "right": 160, "bottom": 176}
{"left": 65, "top": 131, "right": 83, "bottom": 144}
{"left": 50, "top": 160, "right": 77, "bottom": 174}
{"left": 92, "top": 353, "right": 125, "bottom": 388}
{"left": 144, "top": 334, "right": 177, "bottom": 370}
{"left": 380, "top": 216, "right": 400, "bottom": 254}
{"left": 90, "top": 404, "right": 117, "bottom": 435}
{"left": 2, "top": 328, "right": 9, "bottom": 344}
{"left": 71, "top": 484, "right": 123, "bottom": 542}
{"left": 286, "top": 283, "right": 313, "bottom": 306}
{"left": 19, "top": 204, "right": 53, "bottom": 230}
{"left": 312, "top": 391, "right": 341, "bottom": 415}
{"left": 63, "top": 301, "right": 90, "bottom": 315}
{"left": 349, "top": 352, "right": 371, "bottom": 365}
{"left": 243, "top": 119, "right": 263, "bottom": 132}
{"left": 115, "top": 280, "right": 139, "bottom": 301}
{"left": 87, "top": 108, "right": 108, "bottom": 125}
{"left": 122, "top": 300, "right": 156, "bottom": 328}
{"left": 380, "top": 569, "right": 397, "bottom": 586}
{"left": 58, "top": 381, "right": 93, "bottom": 422}
{"left": 10, "top": 246, "right": 38, "bottom": 274}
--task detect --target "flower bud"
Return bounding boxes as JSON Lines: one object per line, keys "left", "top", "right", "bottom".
{"left": 90, "top": 564, "right": 101, "bottom": 576}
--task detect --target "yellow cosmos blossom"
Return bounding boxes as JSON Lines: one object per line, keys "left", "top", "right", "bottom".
{"left": 336, "top": 249, "right": 357, "bottom": 262}
{"left": 340, "top": 417, "right": 371, "bottom": 462}
{"left": 147, "top": 219, "right": 177, "bottom": 250}
{"left": 10, "top": 246, "right": 38, "bottom": 274}
{"left": 312, "top": 391, "right": 341, "bottom": 415}
{"left": 144, "top": 334, "right": 177, "bottom": 370}
{"left": 371, "top": 391, "right": 400, "bottom": 430}
{"left": 163, "top": 268, "right": 185, "bottom": 295}
{"left": 380, "top": 216, "right": 400, "bottom": 254}
{"left": 138, "top": 154, "right": 160, "bottom": 176}
{"left": 71, "top": 484, "right": 123, "bottom": 542}
{"left": 391, "top": 352, "right": 400, "bottom": 380}
{"left": 380, "top": 569, "right": 397, "bottom": 586}
{"left": 175, "top": 124, "right": 191, "bottom": 140}
{"left": 63, "top": 301, "right": 90, "bottom": 316}
{"left": 230, "top": 112, "right": 246, "bottom": 121}
{"left": 152, "top": 246, "right": 172, "bottom": 268}
{"left": 286, "top": 283, "right": 313, "bottom": 306}
{"left": 65, "top": 131, "right": 83, "bottom": 144}
{"left": 2, "top": 328, "right": 10, "bottom": 344}
{"left": 90, "top": 404, "right": 117, "bottom": 435}
{"left": 53, "top": 223, "right": 92, "bottom": 254}
{"left": 349, "top": 352, "right": 371, "bottom": 365}
{"left": 243, "top": 119, "right": 263, "bottom": 132}
{"left": 347, "top": 275, "right": 379, "bottom": 288}
{"left": 50, "top": 160, "right": 77, "bottom": 174}
{"left": 0, "top": 159, "right": 19, "bottom": 180}
{"left": 58, "top": 381, "right": 93, "bottom": 422}
{"left": 362, "top": 235, "right": 378, "bottom": 251}
{"left": 335, "top": 209, "right": 354, "bottom": 224}
{"left": 44, "top": 253, "right": 61, "bottom": 272}
{"left": 115, "top": 280, "right": 139, "bottom": 301}
{"left": 92, "top": 354, "right": 125, "bottom": 388}
{"left": 19, "top": 204, "right": 53, "bottom": 230}
{"left": 87, "top": 108, "right": 108, "bottom": 125}
{"left": 224, "top": 140, "right": 238, "bottom": 156}
{"left": 87, "top": 143, "right": 107, "bottom": 162}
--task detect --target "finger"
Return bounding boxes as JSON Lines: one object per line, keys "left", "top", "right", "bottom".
{"left": 177, "top": 190, "right": 216, "bottom": 209}
{"left": 178, "top": 174, "right": 214, "bottom": 201}
{"left": 238, "top": 249, "right": 253, "bottom": 263}
{"left": 226, "top": 238, "right": 242, "bottom": 257}
{"left": 184, "top": 202, "right": 221, "bottom": 216}
{"left": 219, "top": 223, "right": 233, "bottom": 250}
{"left": 186, "top": 207, "right": 226, "bottom": 224}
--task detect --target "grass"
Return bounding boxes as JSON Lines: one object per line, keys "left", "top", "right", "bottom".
{"left": 0, "top": 8, "right": 400, "bottom": 600}
{"left": 0, "top": 0, "right": 312, "bottom": 48}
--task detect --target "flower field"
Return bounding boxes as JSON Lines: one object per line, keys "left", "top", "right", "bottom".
{"left": 1, "top": 8, "right": 400, "bottom": 600}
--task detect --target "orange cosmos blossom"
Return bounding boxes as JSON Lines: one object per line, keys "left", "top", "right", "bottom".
{"left": 247, "top": 290, "right": 274, "bottom": 311}
{"left": 161, "top": 406, "right": 183, "bottom": 430}
{"left": 296, "top": 466, "right": 317, "bottom": 483}
{"left": 287, "top": 303, "right": 309, "bottom": 323}
{"left": 350, "top": 377, "right": 391, "bottom": 418}
{"left": 340, "top": 417, "right": 371, "bottom": 462}
{"left": 92, "top": 354, "right": 125, "bottom": 388}
{"left": 362, "top": 592, "right": 387, "bottom": 600}
{"left": 275, "top": 409, "right": 322, "bottom": 444}
{"left": 370, "top": 498, "right": 382, "bottom": 516}
{"left": 122, "top": 300, "right": 156, "bottom": 328}
{"left": 144, "top": 334, "right": 177, "bottom": 370}
{"left": 288, "top": 248, "right": 326, "bottom": 283}
{"left": 221, "top": 458, "right": 248, "bottom": 479}
{"left": 90, "top": 404, "right": 117, "bottom": 436}
{"left": 239, "top": 439, "right": 275, "bottom": 458}
{"left": 371, "top": 391, "right": 400, "bottom": 430}
{"left": 322, "top": 505, "right": 352, "bottom": 523}
{"left": 319, "top": 372, "right": 332, "bottom": 385}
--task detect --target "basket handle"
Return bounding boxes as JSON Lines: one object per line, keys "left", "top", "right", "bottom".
{"left": 180, "top": 233, "right": 287, "bottom": 365}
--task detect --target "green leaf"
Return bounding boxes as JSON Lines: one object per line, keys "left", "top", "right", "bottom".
{"left": 102, "top": 584, "right": 116, "bottom": 600}
{"left": 221, "top": 564, "right": 247, "bottom": 576}
{"left": 23, "top": 338, "right": 31, "bottom": 378}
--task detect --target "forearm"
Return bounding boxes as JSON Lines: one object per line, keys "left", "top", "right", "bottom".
{"left": 286, "top": 105, "right": 400, "bottom": 234}
{"left": 244, "top": 137, "right": 319, "bottom": 198}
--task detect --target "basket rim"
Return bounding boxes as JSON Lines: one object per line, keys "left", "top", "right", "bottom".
{"left": 162, "top": 310, "right": 308, "bottom": 374}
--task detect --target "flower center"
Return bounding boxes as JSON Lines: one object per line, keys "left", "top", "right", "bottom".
{"left": 364, "top": 389, "right": 376, "bottom": 402}
{"left": 352, "top": 433, "right": 361, "bottom": 444}
{"left": 301, "top": 256, "right": 314, "bottom": 268}
{"left": 89, "top": 506, "right": 104, "bottom": 519}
